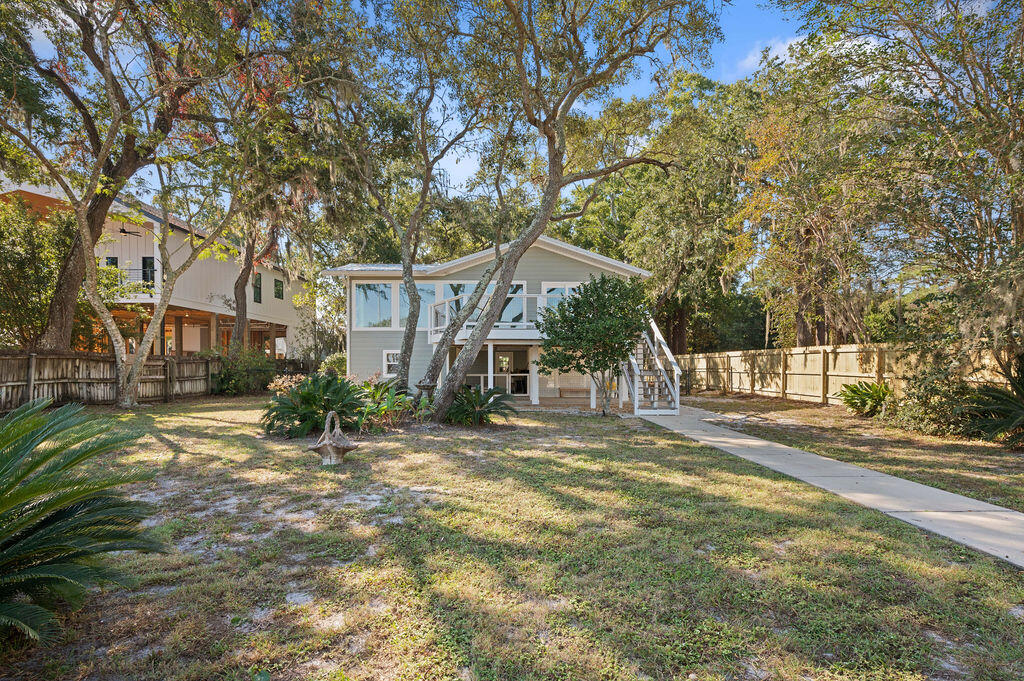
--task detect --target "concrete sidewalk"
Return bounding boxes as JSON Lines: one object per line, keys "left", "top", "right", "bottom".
{"left": 644, "top": 406, "right": 1024, "bottom": 569}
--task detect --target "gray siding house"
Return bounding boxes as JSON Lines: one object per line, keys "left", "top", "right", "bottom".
{"left": 325, "top": 236, "right": 680, "bottom": 414}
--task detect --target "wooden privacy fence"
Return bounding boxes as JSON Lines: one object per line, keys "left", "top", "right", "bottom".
{"left": 0, "top": 353, "right": 310, "bottom": 411}
{"left": 676, "top": 344, "right": 1007, "bottom": 406}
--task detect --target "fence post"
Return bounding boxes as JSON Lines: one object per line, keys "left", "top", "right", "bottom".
{"left": 206, "top": 358, "right": 213, "bottom": 395}
{"left": 24, "top": 353, "right": 37, "bottom": 405}
{"left": 875, "top": 347, "right": 885, "bottom": 384}
{"left": 164, "top": 358, "right": 173, "bottom": 403}
{"left": 780, "top": 350, "right": 788, "bottom": 400}
{"left": 820, "top": 347, "right": 829, "bottom": 404}
{"left": 749, "top": 353, "right": 756, "bottom": 395}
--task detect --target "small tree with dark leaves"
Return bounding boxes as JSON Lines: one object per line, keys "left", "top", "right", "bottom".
{"left": 535, "top": 276, "right": 650, "bottom": 416}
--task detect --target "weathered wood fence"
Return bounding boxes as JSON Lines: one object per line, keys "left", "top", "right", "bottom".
{"left": 676, "top": 344, "right": 1007, "bottom": 406}
{"left": 0, "top": 352, "right": 309, "bottom": 411}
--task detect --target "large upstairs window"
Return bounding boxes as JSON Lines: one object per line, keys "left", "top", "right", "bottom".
{"left": 400, "top": 284, "right": 435, "bottom": 328}
{"left": 355, "top": 283, "right": 393, "bottom": 328}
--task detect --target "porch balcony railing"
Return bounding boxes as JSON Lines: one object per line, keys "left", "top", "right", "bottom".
{"left": 116, "top": 268, "right": 157, "bottom": 293}
{"left": 427, "top": 293, "right": 558, "bottom": 342}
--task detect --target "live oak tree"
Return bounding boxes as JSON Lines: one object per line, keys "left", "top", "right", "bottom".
{"left": 1, "top": 0, "right": 336, "bottom": 404}
{"left": 535, "top": 275, "right": 650, "bottom": 416}
{"left": 733, "top": 37, "right": 898, "bottom": 347}
{"left": 427, "top": 0, "right": 723, "bottom": 420}
{"left": 311, "top": 0, "right": 489, "bottom": 390}
{"left": 0, "top": 0, "right": 267, "bottom": 350}
{"left": 774, "top": 0, "right": 1024, "bottom": 366}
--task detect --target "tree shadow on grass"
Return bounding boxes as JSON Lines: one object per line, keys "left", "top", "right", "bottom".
{"left": 365, "top": 417, "right": 1024, "bottom": 680}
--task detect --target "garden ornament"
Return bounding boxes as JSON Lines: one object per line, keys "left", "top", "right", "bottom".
{"left": 308, "top": 411, "right": 359, "bottom": 465}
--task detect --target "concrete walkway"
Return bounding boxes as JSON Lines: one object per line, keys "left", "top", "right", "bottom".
{"left": 644, "top": 406, "right": 1024, "bottom": 569}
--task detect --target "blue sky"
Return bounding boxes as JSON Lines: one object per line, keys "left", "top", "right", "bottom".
{"left": 710, "top": 0, "right": 803, "bottom": 81}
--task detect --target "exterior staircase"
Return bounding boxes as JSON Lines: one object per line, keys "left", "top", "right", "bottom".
{"left": 620, "top": 320, "right": 681, "bottom": 415}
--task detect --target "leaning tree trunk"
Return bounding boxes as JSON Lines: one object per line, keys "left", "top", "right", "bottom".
{"left": 230, "top": 237, "right": 256, "bottom": 355}
{"left": 414, "top": 261, "right": 499, "bottom": 394}
{"left": 431, "top": 183, "right": 562, "bottom": 421}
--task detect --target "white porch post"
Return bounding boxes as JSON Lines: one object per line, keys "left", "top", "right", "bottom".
{"left": 529, "top": 346, "right": 540, "bottom": 405}
{"left": 486, "top": 343, "right": 494, "bottom": 389}
{"left": 590, "top": 375, "right": 597, "bottom": 410}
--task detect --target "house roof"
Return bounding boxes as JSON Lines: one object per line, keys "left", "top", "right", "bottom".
{"left": 324, "top": 235, "right": 651, "bottom": 279}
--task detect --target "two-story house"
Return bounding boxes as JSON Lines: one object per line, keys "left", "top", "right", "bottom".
{"left": 3, "top": 183, "right": 305, "bottom": 358}
{"left": 327, "top": 236, "right": 681, "bottom": 414}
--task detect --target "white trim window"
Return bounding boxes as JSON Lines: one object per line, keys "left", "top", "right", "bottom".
{"left": 399, "top": 283, "right": 436, "bottom": 328}
{"left": 354, "top": 282, "right": 394, "bottom": 329}
{"left": 442, "top": 280, "right": 526, "bottom": 325}
{"left": 540, "top": 281, "right": 580, "bottom": 310}
{"left": 382, "top": 349, "right": 400, "bottom": 377}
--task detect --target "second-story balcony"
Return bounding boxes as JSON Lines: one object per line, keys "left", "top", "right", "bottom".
{"left": 428, "top": 293, "right": 555, "bottom": 344}
{"left": 109, "top": 267, "right": 157, "bottom": 298}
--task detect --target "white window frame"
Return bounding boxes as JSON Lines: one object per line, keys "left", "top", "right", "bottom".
{"left": 382, "top": 349, "right": 401, "bottom": 377}
{"left": 442, "top": 279, "right": 527, "bottom": 320}
{"left": 540, "top": 281, "right": 581, "bottom": 309}
{"left": 398, "top": 281, "right": 441, "bottom": 331}
{"left": 352, "top": 280, "right": 399, "bottom": 330}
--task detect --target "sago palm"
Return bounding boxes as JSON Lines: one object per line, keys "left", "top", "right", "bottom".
{"left": 0, "top": 399, "right": 162, "bottom": 643}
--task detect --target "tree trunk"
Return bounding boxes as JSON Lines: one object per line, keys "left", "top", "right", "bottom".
{"left": 431, "top": 181, "right": 562, "bottom": 421}
{"left": 414, "top": 261, "right": 499, "bottom": 391}
{"left": 231, "top": 237, "right": 256, "bottom": 355}
{"left": 37, "top": 193, "right": 117, "bottom": 349}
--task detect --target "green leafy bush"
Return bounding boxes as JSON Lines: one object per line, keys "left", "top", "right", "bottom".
{"left": 319, "top": 352, "right": 347, "bottom": 376}
{"left": 965, "top": 358, "right": 1024, "bottom": 448}
{"left": 210, "top": 348, "right": 276, "bottom": 395}
{"left": 834, "top": 381, "right": 893, "bottom": 417}
{"left": 886, "top": 367, "right": 975, "bottom": 436}
{"left": 262, "top": 373, "right": 365, "bottom": 438}
{"left": 0, "top": 399, "right": 162, "bottom": 643}
{"left": 446, "top": 386, "right": 517, "bottom": 426}
{"left": 356, "top": 379, "right": 416, "bottom": 433}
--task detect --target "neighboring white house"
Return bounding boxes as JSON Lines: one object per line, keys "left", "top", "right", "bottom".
{"left": 2, "top": 183, "right": 306, "bottom": 358}
{"left": 325, "top": 236, "right": 681, "bottom": 414}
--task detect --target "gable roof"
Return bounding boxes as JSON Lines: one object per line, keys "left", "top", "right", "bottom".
{"left": 324, "top": 235, "right": 650, "bottom": 278}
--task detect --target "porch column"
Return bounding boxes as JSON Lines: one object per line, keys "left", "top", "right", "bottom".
{"left": 486, "top": 343, "right": 494, "bottom": 389}
{"left": 590, "top": 376, "right": 597, "bottom": 410}
{"left": 174, "top": 315, "right": 183, "bottom": 357}
{"left": 210, "top": 313, "right": 219, "bottom": 352}
{"left": 528, "top": 346, "right": 539, "bottom": 405}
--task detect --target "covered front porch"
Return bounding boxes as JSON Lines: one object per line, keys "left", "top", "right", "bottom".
{"left": 108, "top": 306, "right": 290, "bottom": 358}
{"left": 443, "top": 342, "right": 626, "bottom": 410}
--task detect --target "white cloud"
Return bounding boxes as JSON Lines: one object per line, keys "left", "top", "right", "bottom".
{"left": 735, "top": 35, "right": 806, "bottom": 77}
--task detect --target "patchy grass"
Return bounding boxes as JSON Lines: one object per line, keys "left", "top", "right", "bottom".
{"left": 680, "top": 392, "right": 1024, "bottom": 514}
{"left": 2, "top": 395, "right": 1024, "bottom": 681}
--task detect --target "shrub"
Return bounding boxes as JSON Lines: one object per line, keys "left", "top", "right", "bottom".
{"left": 0, "top": 399, "right": 162, "bottom": 643}
{"left": 210, "top": 348, "right": 275, "bottom": 395}
{"left": 356, "top": 379, "right": 415, "bottom": 433}
{"left": 262, "top": 373, "right": 365, "bottom": 438}
{"left": 834, "top": 381, "right": 893, "bottom": 417}
{"left": 446, "top": 386, "right": 517, "bottom": 426}
{"left": 267, "top": 373, "right": 307, "bottom": 395}
{"left": 964, "top": 358, "right": 1024, "bottom": 448}
{"left": 319, "top": 352, "right": 347, "bottom": 376}
{"left": 886, "top": 367, "right": 975, "bottom": 436}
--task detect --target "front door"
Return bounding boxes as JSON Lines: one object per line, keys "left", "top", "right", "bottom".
{"left": 496, "top": 351, "right": 529, "bottom": 395}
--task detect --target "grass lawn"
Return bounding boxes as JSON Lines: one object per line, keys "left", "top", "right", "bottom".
{"left": 3, "top": 396, "right": 1024, "bottom": 681}
{"left": 679, "top": 393, "right": 1024, "bottom": 515}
